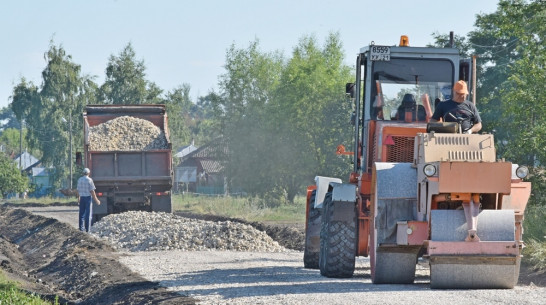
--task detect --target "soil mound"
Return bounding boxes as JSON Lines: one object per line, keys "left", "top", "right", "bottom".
{"left": 0, "top": 206, "right": 195, "bottom": 304}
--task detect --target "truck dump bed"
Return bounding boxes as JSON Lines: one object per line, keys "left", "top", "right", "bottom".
{"left": 83, "top": 105, "right": 173, "bottom": 218}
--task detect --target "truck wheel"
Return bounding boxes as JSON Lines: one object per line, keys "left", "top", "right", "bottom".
{"left": 319, "top": 192, "right": 357, "bottom": 278}
{"left": 304, "top": 190, "right": 320, "bottom": 269}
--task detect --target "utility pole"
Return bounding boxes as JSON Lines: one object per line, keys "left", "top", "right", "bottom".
{"left": 69, "top": 108, "right": 73, "bottom": 189}
{"left": 19, "top": 120, "right": 23, "bottom": 170}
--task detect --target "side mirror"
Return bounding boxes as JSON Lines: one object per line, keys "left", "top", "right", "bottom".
{"left": 346, "top": 83, "right": 355, "bottom": 98}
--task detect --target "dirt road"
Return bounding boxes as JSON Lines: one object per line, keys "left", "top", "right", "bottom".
{"left": 121, "top": 250, "right": 546, "bottom": 305}
{"left": 4, "top": 204, "right": 546, "bottom": 304}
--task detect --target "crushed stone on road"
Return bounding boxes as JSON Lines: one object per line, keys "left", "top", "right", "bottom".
{"left": 92, "top": 211, "right": 288, "bottom": 252}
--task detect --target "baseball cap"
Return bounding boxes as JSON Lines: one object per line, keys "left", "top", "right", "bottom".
{"left": 83, "top": 168, "right": 90, "bottom": 174}
{"left": 453, "top": 80, "right": 469, "bottom": 94}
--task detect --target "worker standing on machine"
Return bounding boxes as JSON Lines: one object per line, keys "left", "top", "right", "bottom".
{"left": 431, "top": 80, "right": 482, "bottom": 134}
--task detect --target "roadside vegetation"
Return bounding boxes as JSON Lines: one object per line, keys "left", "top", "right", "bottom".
{"left": 173, "top": 193, "right": 306, "bottom": 224}
{"left": 174, "top": 193, "right": 546, "bottom": 271}
{"left": 0, "top": 270, "right": 59, "bottom": 305}
{"left": 523, "top": 205, "right": 546, "bottom": 271}
{"left": 1, "top": 197, "right": 75, "bottom": 205}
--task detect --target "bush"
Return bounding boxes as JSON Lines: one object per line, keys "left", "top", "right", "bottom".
{"left": 523, "top": 204, "right": 546, "bottom": 242}
{"left": 523, "top": 239, "right": 546, "bottom": 271}
{"left": 522, "top": 205, "right": 546, "bottom": 271}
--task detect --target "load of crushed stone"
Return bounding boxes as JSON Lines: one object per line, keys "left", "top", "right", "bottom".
{"left": 91, "top": 211, "right": 287, "bottom": 252}
{"left": 88, "top": 116, "right": 168, "bottom": 151}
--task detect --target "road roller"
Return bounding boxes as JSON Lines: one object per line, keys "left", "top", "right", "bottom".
{"left": 303, "top": 35, "right": 531, "bottom": 288}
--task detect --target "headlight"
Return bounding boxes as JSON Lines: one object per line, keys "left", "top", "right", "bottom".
{"left": 423, "top": 164, "right": 436, "bottom": 177}
{"left": 515, "top": 166, "right": 529, "bottom": 179}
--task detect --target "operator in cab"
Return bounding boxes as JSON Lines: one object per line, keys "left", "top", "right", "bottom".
{"left": 430, "top": 80, "right": 482, "bottom": 134}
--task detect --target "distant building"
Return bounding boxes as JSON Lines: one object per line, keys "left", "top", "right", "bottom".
{"left": 13, "top": 150, "right": 40, "bottom": 172}
{"left": 12, "top": 150, "right": 53, "bottom": 197}
{"left": 175, "top": 141, "right": 225, "bottom": 195}
{"left": 174, "top": 139, "right": 198, "bottom": 158}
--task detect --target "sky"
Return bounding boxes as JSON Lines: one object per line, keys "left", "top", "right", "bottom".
{"left": 1, "top": 0, "right": 501, "bottom": 109}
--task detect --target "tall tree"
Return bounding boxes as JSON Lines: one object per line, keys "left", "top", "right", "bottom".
{"left": 10, "top": 43, "right": 96, "bottom": 190}
{"left": 100, "top": 43, "right": 162, "bottom": 104}
{"left": 0, "top": 128, "right": 32, "bottom": 157}
{"left": 191, "top": 91, "right": 222, "bottom": 145}
{"left": 164, "top": 84, "right": 193, "bottom": 149}
{"left": 214, "top": 34, "right": 353, "bottom": 203}
{"left": 215, "top": 39, "right": 284, "bottom": 199}
{"left": 269, "top": 33, "right": 353, "bottom": 202}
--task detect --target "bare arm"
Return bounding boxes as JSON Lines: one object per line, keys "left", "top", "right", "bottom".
{"left": 469, "top": 122, "right": 482, "bottom": 133}
{"left": 90, "top": 190, "right": 101, "bottom": 205}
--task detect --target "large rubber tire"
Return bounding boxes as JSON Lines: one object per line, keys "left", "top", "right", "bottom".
{"left": 319, "top": 192, "right": 357, "bottom": 278}
{"left": 303, "top": 190, "right": 320, "bottom": 269}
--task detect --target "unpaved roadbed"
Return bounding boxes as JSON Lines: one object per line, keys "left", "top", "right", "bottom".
{"left": 6, "top": 204, "right": 546, "bottom": 304}
{"left": 120, "top": 250, "right": 546, "bottom": 305}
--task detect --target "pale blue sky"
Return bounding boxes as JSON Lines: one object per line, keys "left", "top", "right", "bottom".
{"left": 1, "top": 0, "right": 500, "bottom": 109}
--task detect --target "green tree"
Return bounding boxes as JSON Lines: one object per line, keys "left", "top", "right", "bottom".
{"left": 214, "top": 34, "right": 353, "bottom": 203}
{"left": 192, "top": 91, "right": 225, "bottom": 144}
{"left": 0, "top": 128, "right": 32, "bottom": 157}
{"left": 100, "top": 43, "right": 162, "bottom": 104}
{"left": 269, "top": 33, "right": 353, "bottom": 202}
{"left": 164, "top": 84, "right": 193, "bottom": 150}
{"left": 215, "top": 39, "right": 284, "bottom": 199}
{"left": 0, "top": 152, "right": 29, "bottom": 198}
{"left": 10, "top": 43, "right": 97, "bottom": 190}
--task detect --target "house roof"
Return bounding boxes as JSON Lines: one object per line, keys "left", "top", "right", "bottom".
{"left": 174, "top": 143, "right": 198, "bottom": 158}
{"left": 199, "top": 159, "right": 223, "bottom": 174}
{"left": 13, "top": 151, "right": 40, "bottom": 171}
{"left": 177, "top": 140, "right": 225, "bottom": 174}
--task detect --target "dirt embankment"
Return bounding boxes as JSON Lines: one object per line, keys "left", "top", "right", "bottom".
{"left": 0, "top": 206, "right": 195, "bottom": 305}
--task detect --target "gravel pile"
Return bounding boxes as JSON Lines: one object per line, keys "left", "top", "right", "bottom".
{"left": 89, "top": 116, "right": 168, "bottom": 151}
{"left": 91, "top": 211, "right": 287, "bottom": 252}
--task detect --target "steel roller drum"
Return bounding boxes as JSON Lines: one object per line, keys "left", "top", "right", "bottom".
{"left": 429, "top": 209, "right": 519, "bottom": 289}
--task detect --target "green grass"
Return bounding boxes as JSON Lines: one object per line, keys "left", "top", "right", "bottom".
{"left": 2, "top": 197, "right": 75, "bottom": 205}
{"left": 523, "top": 205, "right": 546, "bottom": 270}
{"left": 172, "top": 194, "right": 306, "bottom": 224}
{"left": 0, "top": 270, "right": 59, "bottom": 305}
{"left": 523, "top": 204, "right": 546, "bottom": 242}
{"left": 524, "top": 239, "right": 546, "bottom": 271}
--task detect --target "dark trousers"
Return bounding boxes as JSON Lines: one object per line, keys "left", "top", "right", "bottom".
{"left": 79, "top": 196, "right": 93, "bottom": 232}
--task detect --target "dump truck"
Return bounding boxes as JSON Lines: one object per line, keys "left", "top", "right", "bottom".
{"left": 83, "top": 105, "right": 173, "bottom": 221}
{"left": 303, "top": 36, "right": 532, "bottom": 288}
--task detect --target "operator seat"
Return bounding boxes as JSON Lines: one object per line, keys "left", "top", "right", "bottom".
{"left": 394, "top": 94, "right": 427, "bottom": 122}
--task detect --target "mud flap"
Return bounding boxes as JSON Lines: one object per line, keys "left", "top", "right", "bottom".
{"left": 372, "top": 163, "right": 420, "bottom": 284}
{"left": 151, "top": 194, "right": 172, "bottom": 213}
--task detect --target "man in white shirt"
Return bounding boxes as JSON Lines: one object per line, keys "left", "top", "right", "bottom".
{"left": 76, "top": 168, "right": 101, "bottom": 232}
